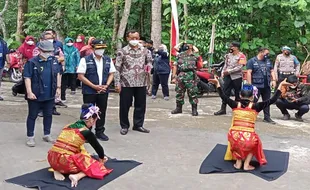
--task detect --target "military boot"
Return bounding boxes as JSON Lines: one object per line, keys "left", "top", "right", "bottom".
{"left": 214, "top": 104, "right": 226, "bottom": 115}
{"left": 171, "top": 103, "right": 182, "bottom": 114}
{"left": 192, "top": 104, "right": 198, "bottom": 116}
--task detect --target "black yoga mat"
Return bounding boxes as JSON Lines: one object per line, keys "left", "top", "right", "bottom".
{"left": 199, "top": 144, "right": 289, "bottom": 181}
{"left": 6, "top": 158, "right": 142, "bottom": 190}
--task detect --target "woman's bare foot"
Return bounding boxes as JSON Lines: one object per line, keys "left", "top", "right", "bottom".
{"left": 53, "top": 171, "right": 65, "bottom": 181}
{"left": 233, "top": 160, "right": 242, "bottom": 169}
{"left": 69, "top": 174, "right": 79, "bottom": 187}
{"left": 244, "top": 165, "right": 255, "bottom": 171}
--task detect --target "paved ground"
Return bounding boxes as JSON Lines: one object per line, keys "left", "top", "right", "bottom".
{"left": 0, "top": 81, "right": 310, "bottom": 190}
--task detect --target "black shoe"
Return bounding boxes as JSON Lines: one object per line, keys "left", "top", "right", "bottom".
{"left": 171, "top": 103, "right": 182, "bottom": 114}
{"left": 96, "top": 133, "right": 109, "bottom": 141}
{"left": 295, "top": 113, "right": 304, "bottom": 122}
{"left": 120, "top": 128, "right": 129, "bottom": 135}
{"left": 133, "top": 127, "right": 150, "bottom": 133}
{"left": 263, "top": 118, "right": 276, "bottom": 124}
{"left": 214, "top": 109, "right": 226, "bottom": 115}
{"left": 12, "top": 92, "right": 17, "bottom": 96}
{"left": 56, "top": 101, "right": 67, "bottom": 108}
{"left": 52, "top": 110, "right": 61, "bottom": 116}
{"left": 0, "top": 96, "right": 3, "bottom": 101}
{"left": 192, "top": 104, "right": 198, "bottom": 116}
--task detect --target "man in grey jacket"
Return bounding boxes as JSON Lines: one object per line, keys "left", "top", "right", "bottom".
{"left": 214, "top": 42, "right": 247, "bottom": 115}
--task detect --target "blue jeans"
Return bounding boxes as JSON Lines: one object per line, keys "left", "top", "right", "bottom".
{"left": 26, "top": 99, "right": 54, "bottom": 137}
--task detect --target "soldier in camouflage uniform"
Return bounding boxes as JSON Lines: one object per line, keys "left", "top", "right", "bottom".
{"left": 171, "top": 41, "right": 202, "bottom": 116}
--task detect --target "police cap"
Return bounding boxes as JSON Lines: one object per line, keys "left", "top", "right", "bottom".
{"left": 92, "top": 39, "right": 107, "bottom": 49}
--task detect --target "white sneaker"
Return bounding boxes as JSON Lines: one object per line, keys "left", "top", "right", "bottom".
{"left": 26, "top": 137, "right": 36, "bottom": 147}
{"left": 43, "top": 135, "right": 55, "bottom": 143}
{"left": 164, "top": 96, "right": 169, "bottom": 101}
{"left": 151, "top": 95, "right": 156, "bottom": 99}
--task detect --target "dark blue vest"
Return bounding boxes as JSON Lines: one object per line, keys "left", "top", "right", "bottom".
{"left": 82, "top": 54, "right": 111, "bottom": 94}
{"left": 252, "top": 57, "right": 272, "bottom": 89}
{"left": 27, "top": 56, "right": 59, "bottom": 100}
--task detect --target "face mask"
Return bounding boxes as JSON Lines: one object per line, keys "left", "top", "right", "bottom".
{"left": 94, "top": 49, "right": 105, "bottom": 56}
{"left": 284, "top": 52, "right": 290, "bottom": 56}
{"left": 76, "top": 39, "right": 82, "bottom": 42}
{"left": 26, "top": 41, "right": 34, "bottom": 45}
{"left": 48, "top": 39, "right": 54, "bottom": 43}
{"left": 66, "top": 43, "right": 74, "bottom": 46}
{"left": 229, "top": 49, "right": 234, "bottom": 53}
{"left": 40, "top": 52, "right": 52, "bottom": 59}
{"left": 264, "top": 54, "right": 269, "bottom": 60}
{"left": 129, "top": 40, "right": 139, "bottom": 47}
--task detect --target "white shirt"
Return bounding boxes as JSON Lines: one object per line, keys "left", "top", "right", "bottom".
{"left": 77, "top": 54, "right": 116, "bottom": 85}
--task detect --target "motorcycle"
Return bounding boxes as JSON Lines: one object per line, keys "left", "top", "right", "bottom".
{"left": 2, "top": 50, "right": 23, "bottom": 83}
{"left": 196, "top": 61, "right": 225, "bottom": 97}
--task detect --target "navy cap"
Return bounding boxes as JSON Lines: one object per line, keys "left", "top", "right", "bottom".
{"left": 92, "top": 39, "right": 107, "bottom": 48}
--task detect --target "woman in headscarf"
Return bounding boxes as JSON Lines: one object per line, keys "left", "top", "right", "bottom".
{"left": 79, "top": 37, "right": 95, "bottom": 58}
{"left": 61, "top": 37, "right": 80, "bottom": 102}
{"left": 17, "top": 36, "right": 36, "bottom": 63}
{"left": 47, "top": 103, "right": 112, "bottom": 187}
{"left": 73, "top": 34, "right": 86, "bottom": 52}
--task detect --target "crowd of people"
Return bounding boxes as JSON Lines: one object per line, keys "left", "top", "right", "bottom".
{"left": 1, "top": 28, "right": 310, "bottom": 186}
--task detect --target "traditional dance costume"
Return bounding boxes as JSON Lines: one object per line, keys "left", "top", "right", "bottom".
{"left": 216, "top": 86, "right": 281, "bottom": 165}
{"left": 47, "top": 120, "right": 112, "bottom": 179}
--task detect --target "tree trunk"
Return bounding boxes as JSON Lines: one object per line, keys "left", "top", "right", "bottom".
{"left": 183, "top": 3, "right": 188, "bottom": 40}
{"left": 16, "top": 0, "right": 28, "bottom": 42}
{"left": 112, "top": 0, "right": 120, "bottom": 44}
{"left": 151, "top": 0, "right": 162, "bottom": 49}
{"left": 116, "top": 0, "right": 132, "bottom": 49}
{"left": 55, "top": 8, "right": 64, "bottom": 42}
{"left": 0, "top": 0, "right": 9, "bottom": 39}
{"left": 80, "top": 0, "right": 84, "bottom": 10}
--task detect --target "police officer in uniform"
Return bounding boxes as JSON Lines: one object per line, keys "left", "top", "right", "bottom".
{"left": 171, "top": 41, "right": 202, "bottom": 116}
{"left": 247, "top": 47, "right": 277, "bottom": 124}
{"left": 77, "top": 39, "right": 116, "bottom": 141}
{"left": 214, "top": 42, "right": 246, "bottom": 115}
{"left": 274, "top": 46, "right": 300, "bottom": 84}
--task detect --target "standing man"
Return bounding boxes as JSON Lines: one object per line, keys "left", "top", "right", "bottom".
{"left": 114, "top": 30, "right": 152, "bottom": 135}
{"left": 77, "top": 39, "right": 115, "bottom": 141}
{"left": 0, "top": 32, "right": 9, "bottom": 101}
{"left": 171, "top": 40, "right": 202, "bottom": 116}
{"left": 24, "top": 40, "right": 61, "bottom": 147}
{"left": 247, "top": 47, "right": 277, "bottom": 124}
{"left": 274, "top": 46, "right": 300, "bottom": 83}
{"left": 214, "top": 42, "right": 246, "bottom": 115}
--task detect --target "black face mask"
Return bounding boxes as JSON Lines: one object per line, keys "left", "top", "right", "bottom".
{"left": 284, "top": 52, "right": 290, "bottom": 56}
{"left": 264, "top": 54, "right": 269, "bottom": 60}
{"left": 229, "top": 49, "right": 234, "bottom": 53}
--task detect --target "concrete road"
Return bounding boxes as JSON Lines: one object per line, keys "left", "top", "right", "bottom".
{"left": 0, "top": 81, "right": 309, "bottom": 190}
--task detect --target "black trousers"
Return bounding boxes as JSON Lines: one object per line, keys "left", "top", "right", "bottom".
{"left": 152, "top": 73, "right": 170, "bottom": 97}
{"left": 120, "top": 87, "right": 146, "bottom": 129}
{"left": 61, "top": 73, "right": 77, "bottom": 100}
{"left": 83, "top": 93, "right": 108, "bottom": 134}
{"left": 222, "top": 76, "right": 242, "bottom": 107}
{"left": 254, "top": 87, "right": 271, "bottom": 119}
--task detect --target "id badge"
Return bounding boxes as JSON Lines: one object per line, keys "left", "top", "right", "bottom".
{"left": 0, "top": 53, "right": 3, "bottom": 58}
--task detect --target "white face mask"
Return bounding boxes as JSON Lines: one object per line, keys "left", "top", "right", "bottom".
{"left": 76, "top": 39, "right": 82, "bottom": 42}
{"left": 48, "top": 39, "right": 54, "bottom": 43}
{"left": 26, "top": 41, "right": 34, "bottom": 45}
{"left": 129, "top": 40, "right": 139, "bottom": 47}
{"left": 66, "top": 43, "right": 74, "bottom": 46}
{"left": 94, "top": 49, "right": 105, "bottom": 56}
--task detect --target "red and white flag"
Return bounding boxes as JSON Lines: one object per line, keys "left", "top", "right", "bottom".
{"left": 170, "top": 0, "right": 179, "bottom": 57}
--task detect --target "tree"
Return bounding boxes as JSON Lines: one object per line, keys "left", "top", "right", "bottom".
{"left": 0, "top": 0, "right": 9, "bottom": 39}
{"left": 116, "top": 0, "right": 132, "bottom": 49}
{"left": 112, "top": 0, "right": 120, "bottom": 44}
{"left": 151, "top": 0, "right": 162, "bottom": 48}
{"left": 16, "top": 0, "right": 28, "bottom": 42}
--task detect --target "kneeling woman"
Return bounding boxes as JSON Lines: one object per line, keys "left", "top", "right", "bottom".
{"left": 47, "top": 104, "right": 112, "bottom": 187}
{"left": 210, "top": 78, "right": 290, "bottom": 170}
